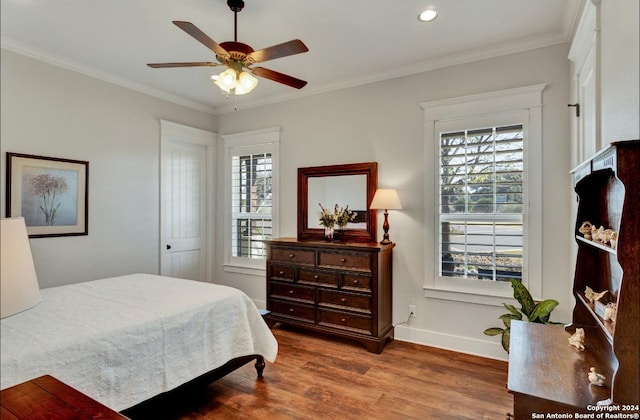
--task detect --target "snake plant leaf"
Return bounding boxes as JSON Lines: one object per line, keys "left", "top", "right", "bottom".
{"left": 483, "top": 327, "right": 505, "bottom": 336}
{"left": 511, "top": 280, "right": 536, "bottom": 318}
{"left": 499, "top": 313, "right": 521, "bottom": 328}
{"left": 503, "top": 303, "right": 523, "bottom": 319}
{"left": 529, "top": 299, "right": 559, "bottom": 323}
{"left": 501, "top": 329, "right": 511, "bottom": 353}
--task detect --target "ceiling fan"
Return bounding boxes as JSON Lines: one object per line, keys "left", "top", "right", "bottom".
{"left": 147, "top": 0, "right": 309, "bottom": 95}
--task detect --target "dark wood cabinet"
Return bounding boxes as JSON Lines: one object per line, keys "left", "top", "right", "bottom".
{"left": 264, "top": 238, "right": 394, "bottom": 353}
{"left": 1, "top": 375, "right": 127, "bottom": 419}
{"left": 507, "top": 140, "right": 640, "bottom": 418}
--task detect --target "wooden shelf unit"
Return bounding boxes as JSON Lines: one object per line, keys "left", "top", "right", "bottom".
{"left": 507, "top": 140, "right": 640, "bottom": 418}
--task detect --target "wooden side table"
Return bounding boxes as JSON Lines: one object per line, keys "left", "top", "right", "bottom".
{"left": 1, "top": 375, "right": 127, "bottom": 419}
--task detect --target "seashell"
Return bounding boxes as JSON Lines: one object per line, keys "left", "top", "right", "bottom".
{"left": 588, "top": 367, "right": 606, "bottom": 386}
{"left": 579, "top": 221, "right": 593, "bottom": 238}
{"left": 568, "top": 328, "right": 585, "bottom": 350}
{"left": 585, "top": 286, "right": 608, "bottom": 303}
{"left": 609, "top": 231, "right": 618, "bottom": 249}
{"left": 604, "top": 303, "right": 617, "bottom": 322}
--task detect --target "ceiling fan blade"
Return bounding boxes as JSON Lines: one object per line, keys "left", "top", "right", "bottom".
{"left": 251, "top": 67, "right": 307, "bottom": 89}
{"left": 248, "top": 39, "right": 309, "bottom": 63}
{"left": 172, "top": 21, "right": 229, "bottom": 59}
{"left": 147, "top": 62, "right": 219, "bottom": 68}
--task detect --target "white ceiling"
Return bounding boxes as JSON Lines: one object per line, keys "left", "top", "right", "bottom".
{"left": 1, "top": 0, "right": 581, "bottom": 114}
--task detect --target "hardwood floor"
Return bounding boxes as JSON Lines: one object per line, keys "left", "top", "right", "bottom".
{"left": 123, "top": 327, "right": 512, "bottom": 419}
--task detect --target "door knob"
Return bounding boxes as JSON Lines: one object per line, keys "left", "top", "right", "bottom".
{"left": 166, "top": 244, "right": 172, "bottom": 250}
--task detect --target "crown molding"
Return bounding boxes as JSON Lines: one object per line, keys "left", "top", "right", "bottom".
{"left": 1, "top": 37, "right": 216, "bottom": 115}
{"left": 4, "top": 1, "right": 581, "bottom": 117}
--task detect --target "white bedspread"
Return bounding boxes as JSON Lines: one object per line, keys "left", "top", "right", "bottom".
{"left": 0, "top": 273, "right": 278, "bottom": 411}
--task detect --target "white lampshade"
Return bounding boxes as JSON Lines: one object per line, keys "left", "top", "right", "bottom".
{"left": 1, "top": 217, "right": 41, "bottom": 318}
{"left": 234, "top": 71, "right": 258, "bottom": 95}
{"left": 370, "top": 189, "right": 403, "bottom": 210}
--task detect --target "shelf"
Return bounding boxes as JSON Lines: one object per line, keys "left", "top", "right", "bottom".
{"left": 508, "top": 321, "right": 612, "bottom": 412}
{"left": 575, "top": 292, "right": 615, "bottom": 343}
{"left": 575, "top": 235, "right": 617, "bottom": 254}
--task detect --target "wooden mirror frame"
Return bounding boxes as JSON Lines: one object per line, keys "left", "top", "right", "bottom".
{"left": 298, "top": 162, "right": 378, "bottom": 243}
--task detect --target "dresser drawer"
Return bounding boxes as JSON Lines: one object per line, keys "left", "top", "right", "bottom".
{"left": 298, "top": 269, "right": 339, "bottom": 288}
{"left": 271, "top": 300, "right": 315, "bottom": 323}
{"left": 271, "top": 247, "right": 315, "bottom": 266}
{"left": 342, "top": 273, "right": 372, "bottom": 293}
{"left": 318, "top": 289, "right": 371, "bottom": 314}
{"left": 269, "top": 264, "right": 295, "bottom": 281}
{"left": 318, "top": 309, "right": 372, "bottom": 335}
{"left": 318, "top": 251, "right": 372, "bottom": 272}
{"left": 270, "top": 281, "right": 315, "bottom": 304}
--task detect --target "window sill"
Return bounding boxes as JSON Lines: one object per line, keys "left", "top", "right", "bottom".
{"left": 423, "top": 285, "right": 515, "bottom": 307}
{"left": 223, "top": 264, "right": 265, "bottom": 277}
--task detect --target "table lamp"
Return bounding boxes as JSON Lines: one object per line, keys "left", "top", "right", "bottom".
{"left": 370, "top": 189, "right": 403, "bottom": 245}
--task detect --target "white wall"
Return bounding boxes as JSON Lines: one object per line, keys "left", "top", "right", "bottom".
{"left": 0, "top": 49, "right": 216, "bottom": 288}
{"left": 600, "top": 0, "right": 640, "bottom": 142}
{"left": 215, "top": 43, "right": 572, "bottom": 360}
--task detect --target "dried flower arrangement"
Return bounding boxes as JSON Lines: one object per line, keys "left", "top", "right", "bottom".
{"left": 318, "top": 203, "right": 357, "bottom": 229}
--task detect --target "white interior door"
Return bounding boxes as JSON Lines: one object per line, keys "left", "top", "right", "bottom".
{"left": 160, "top": 121, "right": 216, "bottom": 282}
{"left": 569, "top": 1, "right": 598, "bottom": 163}
{"left": 578, "top": 48, "right": 597, "bottom": 158}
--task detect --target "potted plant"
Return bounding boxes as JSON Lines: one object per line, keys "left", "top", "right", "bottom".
{"left": 484, "top": 280, "right": 562, "bottom": 353}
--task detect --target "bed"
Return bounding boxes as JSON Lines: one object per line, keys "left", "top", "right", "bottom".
{"left": 0, "top": 273, "right": 278, "bottom": 412}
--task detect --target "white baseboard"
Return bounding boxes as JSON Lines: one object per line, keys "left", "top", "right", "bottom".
{"left": 394, "top": 324, "right": 509, "bottom": 362}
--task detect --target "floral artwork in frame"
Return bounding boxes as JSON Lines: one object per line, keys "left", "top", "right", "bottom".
{"left": 6, "top": 153, "right": 89, "bottom": 238}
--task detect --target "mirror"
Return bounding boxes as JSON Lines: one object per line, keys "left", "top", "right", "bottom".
{"left": 298, "top": 162, "right": 377, "bottom": 243}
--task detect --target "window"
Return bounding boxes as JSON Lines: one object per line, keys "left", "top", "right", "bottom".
{"left": 439, "top": 124, "right": 524, "bottom": 283}
{"left": 231, "top": 152, "right": 272, "bottom": 259}
{"left": 223, "top": 128, "right": 280, "bottom": 272}
{"left": 421, "top": 85, "right": 544, "bottom": 304}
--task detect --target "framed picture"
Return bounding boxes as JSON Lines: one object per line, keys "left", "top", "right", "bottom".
{"left": 6, "top": 153, "right": 89, "bottom": 238}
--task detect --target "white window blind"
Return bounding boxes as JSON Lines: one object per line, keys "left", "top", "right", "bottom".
{"left": 439, "top": 124, "right": 524, "bottom": 283}
{"left": 231, "top": 152, "right": 272, "bottom": 259}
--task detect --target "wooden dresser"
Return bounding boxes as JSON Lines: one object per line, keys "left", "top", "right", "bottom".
{"left": 264, "top": 238, "right": 394, "bottom": 353}
{"left": 507, "top": 141, "right": 639, "bottom": 419}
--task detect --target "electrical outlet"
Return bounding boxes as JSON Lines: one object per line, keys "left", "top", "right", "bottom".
{"left": 408, "top": 305, "right": 416, "bottom": 320}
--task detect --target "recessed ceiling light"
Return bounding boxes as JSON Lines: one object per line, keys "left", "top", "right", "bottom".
{"left": 418, "top": 9, "right": 438, "bottom": 22}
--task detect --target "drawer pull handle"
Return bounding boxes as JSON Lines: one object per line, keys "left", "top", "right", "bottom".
{"left": 314, "top": 275, "right": 319, "bottom": 279}
{"left": 279, "top": 271, "right": 285, "bottom": 275}
{"left": 288, "top": 254, "right": 295, "bottom": 258}
{"left": 289, "top": 308, "right": 294, "bottom": 312}
{"left": 340, "top": 298, "right": 346, "bottom": 302}
{"left": 341, "top": 318, "right": 346, "bottom": 322}
{"left": 289, "top": 290, "right": 294, "bottom": 294}
{"left": 353, "top": 279, "right": 359, "bottom": 285}
{"left": 341, "top": 258, "right": 347, "bottom": 263}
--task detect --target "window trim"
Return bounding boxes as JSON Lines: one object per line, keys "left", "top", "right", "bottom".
{"left": 421, "top": 84, "right": 545, "bottom": 305}
{"left": 222, "top": 127, "right": 280, "bottom": 274}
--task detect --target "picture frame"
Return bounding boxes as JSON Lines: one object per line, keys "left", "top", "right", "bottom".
{"left": 6, "top": 152, "right": 89, "bottom": 238}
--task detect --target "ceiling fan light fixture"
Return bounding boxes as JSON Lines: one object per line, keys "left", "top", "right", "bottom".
{"left": 234, "top": 71, "right": 258, "bottom": 95}
{"left": 214, "top": 68, "right": 238, "bottom": 93}
{"left": 418, "top": 8, "right": 438, "bottom": 22}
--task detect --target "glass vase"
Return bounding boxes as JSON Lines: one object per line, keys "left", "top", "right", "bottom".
{"left": 324, "top": 226, "right": 334, "bottom": 241}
